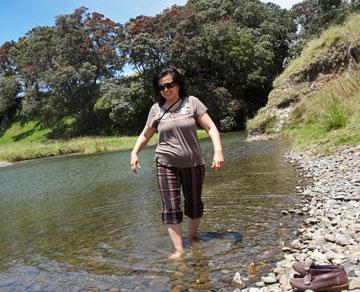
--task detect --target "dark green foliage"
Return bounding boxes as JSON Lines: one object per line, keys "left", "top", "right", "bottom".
{"left": 120, "top": 0, "right": 295, "bottom": 131}
{"left": 0, "top": 76, "right": 20, "bottom": 133}
{"left": 0, "top": 41, "right": 20, "bottom": 133}
{"left": 95, "top": 77, "right": 151, "bottom": 134}
{"left": 8, "top": 7, "right": 124, "bottom": 137}
{"left": 1, "top": 1, "right": 303, "bottom": 136}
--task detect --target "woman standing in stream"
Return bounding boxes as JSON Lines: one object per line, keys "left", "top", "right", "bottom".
{"left": 130, "top": 68, "right": 224, "bottom": 259}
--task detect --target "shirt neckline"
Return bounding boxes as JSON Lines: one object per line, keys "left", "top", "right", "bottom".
{"left": 161, "top": 97, "right": 186, "bottom": 113}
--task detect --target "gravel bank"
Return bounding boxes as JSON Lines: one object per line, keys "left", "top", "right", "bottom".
{"left": 237, "top": 145, "right": 360, "bottom": 291}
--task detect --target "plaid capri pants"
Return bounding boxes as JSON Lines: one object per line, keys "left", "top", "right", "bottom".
{"left": 156, "top": 161, "right": 205, "bottom": 224}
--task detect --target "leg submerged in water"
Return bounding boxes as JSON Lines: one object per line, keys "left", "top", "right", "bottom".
{"left": 187, "top": 217, "right": 200, "bottom": 246}
{"left": 167, "top": 223, "right": 185, "bottom": 259}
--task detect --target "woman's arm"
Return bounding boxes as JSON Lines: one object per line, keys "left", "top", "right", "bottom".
{"left": 197, "top": 112, "right": 224, "bottom": 171}
{"left": 130, "top": 126, "right": 156, "bottom": 174}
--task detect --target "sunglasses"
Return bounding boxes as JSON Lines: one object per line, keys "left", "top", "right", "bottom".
{"left": 158, "top": 81, "right": 177, "bottom": 91}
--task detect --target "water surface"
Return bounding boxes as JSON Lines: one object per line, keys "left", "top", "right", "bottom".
{"left": 0, "top": 132, "right": 301, "bottom": 291}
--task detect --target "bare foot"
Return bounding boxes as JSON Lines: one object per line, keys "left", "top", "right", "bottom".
{"left": 168, "top": 249, "right": 185, "bottom": 260}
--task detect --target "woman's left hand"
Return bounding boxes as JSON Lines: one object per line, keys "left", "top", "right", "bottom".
{"left": 212, "top": 150, "right": 224, "bottom": 171}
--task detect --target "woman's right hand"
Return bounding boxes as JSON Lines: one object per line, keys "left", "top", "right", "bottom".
{"left": 130, "top": 152, "right": 141, "bottom": 174}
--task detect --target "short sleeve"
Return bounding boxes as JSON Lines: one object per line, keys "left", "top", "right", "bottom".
{"left": 190, "top": 96, "right": 207, "bottom": 118}
{"left": 146, "top": 104, "right": 159, "bottom": 128}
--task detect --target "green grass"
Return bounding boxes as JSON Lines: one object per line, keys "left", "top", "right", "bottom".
{"left": 0, "top": 121, "right": 50, "bottom": 146}
{"left": 283, "top": 72, "right": 360, "bottom": 152}
{"left": 284, "top": 122, "right": 360, "bottom": 153}
{"left": 0, "top": 121, "right": 208, "bottom": 162}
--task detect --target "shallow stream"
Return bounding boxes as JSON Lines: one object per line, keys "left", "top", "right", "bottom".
{"left": 0, "top": 132, "right": 302, "bottom": 291}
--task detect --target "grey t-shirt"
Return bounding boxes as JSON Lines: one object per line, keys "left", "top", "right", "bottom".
{"left": 146, "top": 95, "right": 207, "bottom": 168}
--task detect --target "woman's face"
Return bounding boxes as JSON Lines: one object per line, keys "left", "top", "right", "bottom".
{"left": 158, "top": 73, "right": 180, "bottom": 102}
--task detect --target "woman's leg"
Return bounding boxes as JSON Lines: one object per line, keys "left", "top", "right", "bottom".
{"left": 187, "top": 218, "right": 200, "bottom": 246}
{"left": 180, "top": 165, "right": 205, "bottom": 245}
{"left": 167, "top": 223, "right": 185, "bottom": 259}
{"left": 156, "top": 162, "right": 185, "bottom": 259}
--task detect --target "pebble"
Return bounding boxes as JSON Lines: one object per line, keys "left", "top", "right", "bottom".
{"left": 233, "top": 272, "right": 246, "bottom": 289}
{"left": 255, "top": 281, "right": 265, "bottom": 287}
{"left": 349, "top": 278, "right": 360, "bottom": 290}
{"left": 262, "top": 276, "right": 277, "bottom": 284}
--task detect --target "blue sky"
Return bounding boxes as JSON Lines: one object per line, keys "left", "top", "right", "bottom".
{"left": 0, "top": 0, "right": 187, "bottom": 44}
{"left": 1, "top": 0, "right": 302, "bottom": 45}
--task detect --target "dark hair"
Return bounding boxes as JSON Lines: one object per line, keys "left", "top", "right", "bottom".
{"left": 152, "top": 68, "right": 187, "bottom": 105}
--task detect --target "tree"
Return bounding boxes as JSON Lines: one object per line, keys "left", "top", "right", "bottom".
{"left": 117, "top": 0, "right": 295, "bottom": 130}
{"left": 11, "top": 7, "right": 124, "bottom": 137}
{"left": 95, "top": 77, "right": 150, "bottom": 134}
{"left": 0, "top": 41, "right": 20, "bottom": 132}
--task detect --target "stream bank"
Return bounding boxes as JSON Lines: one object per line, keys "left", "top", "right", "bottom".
{"left": 238, "top": 145, "right": 360, "bottom": 291}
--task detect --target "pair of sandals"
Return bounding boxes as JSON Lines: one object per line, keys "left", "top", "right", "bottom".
{"left": 290, "top": 259, "right": 349, "bottom": 291}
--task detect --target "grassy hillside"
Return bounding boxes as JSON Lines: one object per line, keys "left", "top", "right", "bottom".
{"left": 247, "top": 13, "right": 360, "bottom": 153}
{"left": 284, "top": 73, "right": 360, "bottom": 152}
{"left": 0, "top": 121, "right": 151, "bottom": 162}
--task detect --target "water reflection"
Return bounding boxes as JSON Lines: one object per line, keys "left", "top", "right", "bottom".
{"left": 0, "top": 132, "right": 302, "bottom": 290}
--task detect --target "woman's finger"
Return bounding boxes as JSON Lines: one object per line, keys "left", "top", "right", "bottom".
{"left": 212, "top": 161, "right": 219, "bottom": 171}
{"left": 130, "top": 160, "right": 140, "bottom": 174}
{"left": 212, "top": 160, "right": 224, "bottom": 171}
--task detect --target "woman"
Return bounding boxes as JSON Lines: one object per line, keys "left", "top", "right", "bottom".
{"left": 130, "top": 68, "right": 224, "bottom": 259}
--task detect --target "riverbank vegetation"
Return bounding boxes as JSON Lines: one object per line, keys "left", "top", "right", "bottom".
{"left": 0, "top": 121, "right": 209, "bottom": 162}
{"left": 284, "top": 72, "right": 360, "bottom": 152}
{"left": 247, "top": 12, "right": 360, "bottom": 153}
{"left": 0, "top": 121, "right": 150, "bottom": 161}
{"left": 2, "top": 0, "right": 360, "bottom": 161}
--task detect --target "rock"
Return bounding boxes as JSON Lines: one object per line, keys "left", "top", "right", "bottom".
{"left": 336, "top": 235, "right": 351, "bottom": 247}
{"left": 254, "top": 281, "right": 265, "bottom": 287}
{"left": 349, "top": 277, "right": 360, "bottom": 290}
{"left": 233, "top": 272, "right": 246, "bottom": 289}
{"left": 284, "top": 254, "right": 296, "bottom": 261}
{"left": 308, "top": 218, "right": 318, "bottom": 225}
{"left": 291, "top": 239, "right": 303, "bottom": 250}
{"left": 260, "top": 284, "right": 282, "bottom": 292}
{"left": 298, "top": 228, "right": 306, "bottom": 234}
{"left": 262, "top": 276, "right": 277, "bottom": 284}
{"left": 278, "top": 274, "right": 293, "bottom": 290}
{"left": 325, "top": 234, "right": 336, "bottom": 243}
